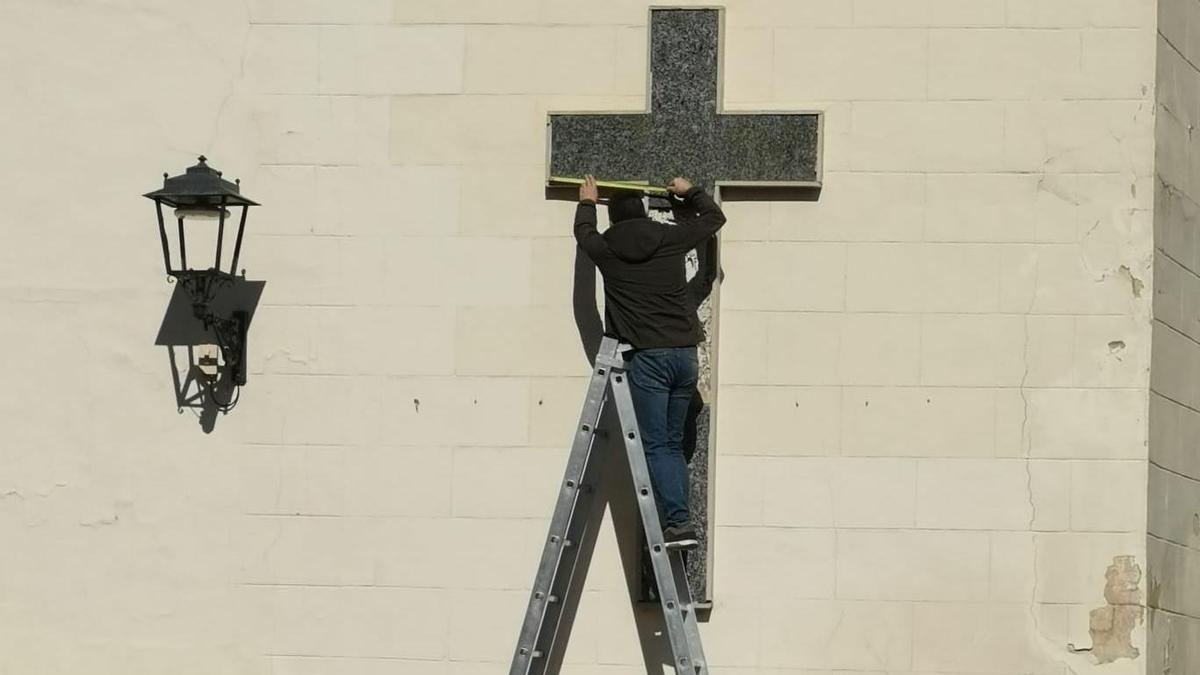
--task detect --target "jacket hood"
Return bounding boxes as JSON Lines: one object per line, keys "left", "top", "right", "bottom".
{"left": 603, "top": 218, "right": 665, "bottom": 263}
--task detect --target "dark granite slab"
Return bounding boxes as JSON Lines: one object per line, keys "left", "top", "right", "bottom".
{"left": 548, "top": 8, "right": 821, "bottom": 192}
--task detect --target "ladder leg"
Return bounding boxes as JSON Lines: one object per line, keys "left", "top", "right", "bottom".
{"left": 670, "top": 547, "right": 707, "bottom": 672}
{"left": 609, "top": 360, "right": 708, "bottom": 674}
{"left": 509, "top": 337, "right": 622, "bottom": 675}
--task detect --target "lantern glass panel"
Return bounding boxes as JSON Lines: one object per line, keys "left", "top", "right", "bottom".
{"left": 145, "top": 157, "right": 256, "bottom": 278}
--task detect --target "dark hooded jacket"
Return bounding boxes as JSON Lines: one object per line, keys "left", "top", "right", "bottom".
{"left": 574, "top": 187, "right": 726, "bottom": 349}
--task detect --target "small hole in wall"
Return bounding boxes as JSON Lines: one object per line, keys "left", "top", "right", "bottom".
{"left": 1108, "top": 340, "right": 1126, "bottom": 353}
{"left": 1193, "top": 513, "right": 1199, "bottom": 536}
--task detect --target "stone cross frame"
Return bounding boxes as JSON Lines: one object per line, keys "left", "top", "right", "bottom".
{"left": 546, "top": 6, "right": 822, "bottom": 604}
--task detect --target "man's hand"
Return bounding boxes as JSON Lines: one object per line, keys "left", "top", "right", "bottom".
{"left": 667, "top": 177, "right": 693, "bottom": 195}
{"left": 579, "top": 174, "right": 599, "bottom": 203}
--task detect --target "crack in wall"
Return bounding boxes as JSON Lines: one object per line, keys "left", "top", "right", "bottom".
{"left": 1036, "top": 172, "right": 1083, "bottom": 206}
{"left": 1021, "top": 249, "right": 1086, "bottom": 675}
{"left": 206, "top": 0, "right": 252, "bottom": 154}
{"left": 1021, "top": 256, "right": 1073, "bottom": 673}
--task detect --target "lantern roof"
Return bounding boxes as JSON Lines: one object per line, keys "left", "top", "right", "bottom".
{"left": 144, "top": 156, "right": 258, "bottom": 207}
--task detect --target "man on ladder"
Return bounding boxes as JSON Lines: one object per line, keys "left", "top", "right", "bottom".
{"left": 509, "top": 175, "right": 728, "bottom": 675}
{"left": 573, "top": 174, "right": 727, "bottom": 548}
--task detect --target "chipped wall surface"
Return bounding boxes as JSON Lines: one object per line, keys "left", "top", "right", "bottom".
{"left": 0, "top": 0, "right": 1164, "bottom": 674}
{"left": 1147, "top": 0, "right": 1200, "bottom": 671}
{"left": 1077, "top": 556, "right": 1145, "bottom": 663}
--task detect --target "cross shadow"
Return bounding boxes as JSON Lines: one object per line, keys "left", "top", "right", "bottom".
{"left": 719, "top": 184, "right": 822, "bottom": 202}
{"left": 546, "top": 183, "right": 821, "bottom": 204}
{"left": 155, "top": 277, "right": 265, "bottom": 434}
{"left": 552, "top": 245, "right": 676, "bottom": 673}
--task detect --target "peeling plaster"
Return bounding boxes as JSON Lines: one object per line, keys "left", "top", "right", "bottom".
{"left": 1118, "top": 265, "right": 1145, "bottom": 298}
{"left": 1098, "top": 264, "right": 1146, "bottom": 298}
{"left": 1069, "top": 556, "right": 1145, "bottom": 664}
{"left": 262, "top": 350, "right": 312, "bottom": 368}
{"left": 0, "top": 482, "right": 70, "bottom": 503}
{"left": 79, "top": 514, "right": 120, "bottom": 528}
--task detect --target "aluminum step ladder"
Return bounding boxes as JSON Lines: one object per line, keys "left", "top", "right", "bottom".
{"left": 509, "top": 336, "right": 707, "bottom": 675}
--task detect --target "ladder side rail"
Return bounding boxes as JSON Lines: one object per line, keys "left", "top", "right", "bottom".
{"left": 609, "top": 362, "right": 706, "bottom": 674}
{"left": 509, "top": 337, "right": 622, "bottom": 675}
{"left": 534, "top": 436, "right": 609, "bottom": 675}
{"left": 670, "top": 548, "right": 708, "bottom": 669}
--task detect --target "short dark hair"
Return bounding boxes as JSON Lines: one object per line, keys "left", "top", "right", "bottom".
{"left": 607, "top": 189, "right": 646, "bottom": 223}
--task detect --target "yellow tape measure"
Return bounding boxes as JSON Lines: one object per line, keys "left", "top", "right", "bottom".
{"left": 548, "top": 176, "right": 671, "bottom": 196}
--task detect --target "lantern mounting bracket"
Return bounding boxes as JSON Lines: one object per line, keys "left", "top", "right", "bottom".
{"left": 170, "top": 269, "right": 250, "bottom": 401}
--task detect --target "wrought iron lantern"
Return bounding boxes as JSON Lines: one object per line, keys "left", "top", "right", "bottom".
{"left": 144, "top": 156, "right": 259, "bottom": 398}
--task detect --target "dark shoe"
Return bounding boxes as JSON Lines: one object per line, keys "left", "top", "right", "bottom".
{"left": 663, "top": 524, "right": 699, "bottom": 550}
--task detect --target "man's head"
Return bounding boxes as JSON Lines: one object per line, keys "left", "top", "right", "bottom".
{"left": 607, "top": 189, "right": 647, "bottom": 224}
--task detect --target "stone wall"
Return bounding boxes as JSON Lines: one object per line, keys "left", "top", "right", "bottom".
{"left": 0, "top": 1, "right": 1160, "bottom": 673}
{"left": 714, "top": 0, "right": 1156, "bottom": 672}
{"left": 1147, "top": 0, "right": 1200, "bottom": 670}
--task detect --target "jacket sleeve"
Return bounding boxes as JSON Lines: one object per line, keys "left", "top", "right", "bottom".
{"left": 665, "top": 187, "right": 727, "bottom": 251}
{"left": 573, "top": 201, "right": 609, "bottom": 262}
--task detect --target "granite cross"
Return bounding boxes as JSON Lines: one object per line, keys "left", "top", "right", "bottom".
{"left": 546, "top": 7, "right": 822, "bottom": 606}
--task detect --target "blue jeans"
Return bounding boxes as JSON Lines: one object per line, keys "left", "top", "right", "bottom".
{"left": 626, "top": 346, "right": 698, "bottom": 529}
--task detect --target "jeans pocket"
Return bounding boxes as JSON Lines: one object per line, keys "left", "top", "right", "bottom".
{"left": 680, "top": 349, "right": 700, "bottom": 385}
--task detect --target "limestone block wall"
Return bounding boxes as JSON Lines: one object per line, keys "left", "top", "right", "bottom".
{"left": 1147, "top": 0, "right": 1200, "bottom": 670}
{"left": 713, "top": 1, "right": 1156, "bottom": 673}
{"left": 0, "top": 1, "right": 1160, "bottom": 674}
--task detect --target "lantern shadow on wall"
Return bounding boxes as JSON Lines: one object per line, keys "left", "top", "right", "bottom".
{"left": 145, "top": 157, "right": 265, "bottom": 433}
